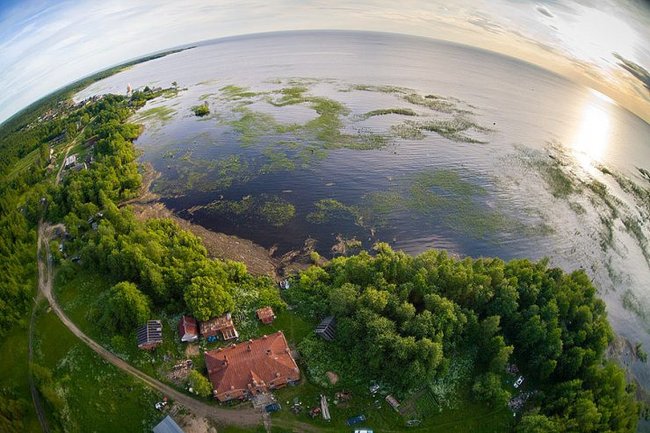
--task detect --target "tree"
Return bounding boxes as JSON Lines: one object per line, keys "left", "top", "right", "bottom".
{"left": 184, "top": 275, "right": 234, "bottom": 321}
{"left": 472, "top": 372, "right": 511, "bottom": 407}
{"left": 515, "top": 414, "right": 559, "bottom": 433}
{"left": 102, "top": 282, "right": 151, "bottom": 333}
{"left": 188, "top": 370, "right": 212, "bottom": 397}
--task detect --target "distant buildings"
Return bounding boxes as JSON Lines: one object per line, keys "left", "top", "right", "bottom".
{"left": 204, "top": 331, "right": 300, "bottom": 402}
{"left": 256, "top": 307, "right": 276, "bottom": 325}
{"left": 137, "top": 320, "right": 163, "bottom": 350}
{"left": 178, "top": 316, "right": 198, "bottom": 343}
{"left": 316, "top": 316, "right": 336, "bottom": 341}
{"left": 200, "top": 313, "right": 238, "bottom": 341}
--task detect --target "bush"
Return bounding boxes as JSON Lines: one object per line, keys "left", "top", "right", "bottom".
{"left": 188, "top": 370, "right": 212, "bottom": 397}
{"left": 192, "top": 103, "right": 210, "bottom": 117}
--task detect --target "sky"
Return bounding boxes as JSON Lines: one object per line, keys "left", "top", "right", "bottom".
{"left": 1, "top": 0, "right": 649, "bottom": 124}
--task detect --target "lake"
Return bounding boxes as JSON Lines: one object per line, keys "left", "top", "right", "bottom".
{"left": 76, "top": 30, "right": 650, "bottom": 388}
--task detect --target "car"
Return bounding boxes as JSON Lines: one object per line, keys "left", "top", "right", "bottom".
{"left": 265, "top": 403, "right": 281, "bottom": 413}
{"left": 514, "top": 376, "right": 524, "bottom": 388}
{"left": 347, "top": 415, "right": 367, "bottom": 426}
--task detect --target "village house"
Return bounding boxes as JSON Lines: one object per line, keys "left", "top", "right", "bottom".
{"left": 200, "top": 313, "right": 238, "bottom": 341}
{"left": 63, "top": 154, "right": 77, "bottom": 169}
{"left": 204, "top": 331, "right": 300, "bottom": 402}
{"left": 256, "top": 306, "right": 276, "bottom": 325}
{"left": 178, "top": 315, "right": 199, "bottom": 342}
{"left": 137, "top": 320, "right": 163, "bottom": 350}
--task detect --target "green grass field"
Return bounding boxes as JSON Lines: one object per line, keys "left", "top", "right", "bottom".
{"left": 32, "top": 303, "right": 161, "bottom": 433}
{"left": 0, "top": 323, "right": 41, "bottom": 432}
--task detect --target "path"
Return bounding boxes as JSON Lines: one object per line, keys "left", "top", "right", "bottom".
{"left": 30, "top": 119, "right": 89, "bottom": 432}
{"left": 35, "top": 222, "right": 264, "bottom": 428}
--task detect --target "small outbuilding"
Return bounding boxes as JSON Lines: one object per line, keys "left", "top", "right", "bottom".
{"left": 256, "top": 307, "right": 276, "bottom": 325}
{"left": 63, "top": 154, "right": 77, "bottom": 169}
{"left": 386, "top": 394, "right": 401, "bottom": 412}
{"left": 137, "top": 320, "right": 163, "bottom": 350}
{"left": 200, "top": 313, "right": 238, "bottom": 341}
{"left": 178, "top": 316, "right": 199, "bottom": 343}
{"left": 316, "top": 316, "right": 336, "bottom": 341}
{"left": 152, "top": 415, "right": 185, "bottom": 433}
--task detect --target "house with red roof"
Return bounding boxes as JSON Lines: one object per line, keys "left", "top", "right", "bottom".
{"left": 204, "top": 331, "right": 300, "bottom": 402}
{"left": 256, "top": 306, "right": 276, "bottom": 325}
{"left": 200, "top": 313, "right": 238, "bottom": 341}
{"left": 178, "top": 316, "right": 198, "bottom": 343}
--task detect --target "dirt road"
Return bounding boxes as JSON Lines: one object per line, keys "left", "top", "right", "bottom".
{"left": 35, "top": 222, "right": 264, "bottom": 428}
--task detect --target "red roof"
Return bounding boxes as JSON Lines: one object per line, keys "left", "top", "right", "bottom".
{"left": 200, "top": 314, "right": 238, "bottom": 339}
{"left": 256, "top": 307, "right": 276, "bottom": 323}
{"left": 205, "top": 331, "right": 300, "bottom": 401}
{"left": 178, "top": 316, "right": 198, "bottom": 342}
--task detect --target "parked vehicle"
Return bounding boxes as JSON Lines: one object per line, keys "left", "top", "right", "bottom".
{"left": 514, "top": 376, "right": 524, "bottom": 388}
{"left": 265, "top": 403, "right": 281, "bottom": 413}
{"left": 347, "top": 415, "right": 367, "bottom": 426}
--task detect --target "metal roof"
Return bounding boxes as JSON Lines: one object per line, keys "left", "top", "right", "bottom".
{"left": 152, "top": 415, "right": 184, "bottom": 433}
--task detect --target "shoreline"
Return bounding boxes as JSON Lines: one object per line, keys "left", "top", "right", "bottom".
{"left": 125, "top": 163, "right": 280, "bottom": 278}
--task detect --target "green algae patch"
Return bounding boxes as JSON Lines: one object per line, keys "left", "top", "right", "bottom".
{"left": 418, "top": 118, "right": 490, "bottom": 143}
{"left": 198, "top": 93, "right": 215, "bottom": 101}
{"left": 403, "top": 93, "right": 462, "bottom": 114}
{"left": 621, "top": 290, "right": 650, "bottom": 333}
{"left": 155, "top": 154, "right": 251, "bottom": 194}
{"left": 393, "top": 118, "right": 491, "bottom": 144}
{"left": 267, "top": 86, "right": 309, "bottom": 106}
{"left": 204, "top": 194, "right": 296, "bottom": 227}
{"left": 260, "top": 146, "right": 296, "bottom": 174}
{"left": 406, "top": 171, "right": 513, "bottom": 238}
{"left": 349, "top": 84, "right": 410, "bottom": 94}
{"left": 391, "top": 122, "right": 426, "bottom": 140}
{"left": 134, "top": 106, "right": 176, "bottom": 122}
{"left": 219, "top": 85, "right": 264, "bottom": 100}
{"left": 259, "top": 196, "right": 297, "bottom": 227}
{"left": 307, "top": 199, "right": 360, "bottom": 224}
{"left": 359, "top": 108, "right": 418, "bottom": 120}
{"left": 415, "top": 170, "right": 487, "bottom": 197}
{"left": 227, "top": 107, "right": 283, "bottom": 146}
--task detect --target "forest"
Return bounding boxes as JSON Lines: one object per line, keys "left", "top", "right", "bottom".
{"left": 0, "top": 76, "right": 640, "bottom": 432}
{"left": 285, "top": 245, "right": 639, "bottom": 432}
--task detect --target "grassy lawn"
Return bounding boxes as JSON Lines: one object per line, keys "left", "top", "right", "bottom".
{"left": 32, "top": 303, "right": 161, "bottom": 433}
{"left": 264, "top": 310, "right": 315, "bottom": 343}
{"left": 0, "top": 323, "right": 41, "bottom": 432}
{"left": 54, "top": 267, "right": 191, "bottom": 379}
{"left": 267, "top": 379, "right": 512, "bottom": 433}
{"left": 5, "top": 146, "right": 40, "bottom": 180}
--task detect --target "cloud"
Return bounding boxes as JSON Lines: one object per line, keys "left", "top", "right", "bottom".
{"left": 614, "top": 53, "right": 650, "bottom": 94}
{"left": 0, "top": 0, "right": 649, "bottom": 123}
{"left": 536, "top": 5, "right": 554, "bottom": 18}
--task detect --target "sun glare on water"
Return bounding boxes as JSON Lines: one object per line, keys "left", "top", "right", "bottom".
{"left": 570, "top": 91, "right": 612, "bottom": 174}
